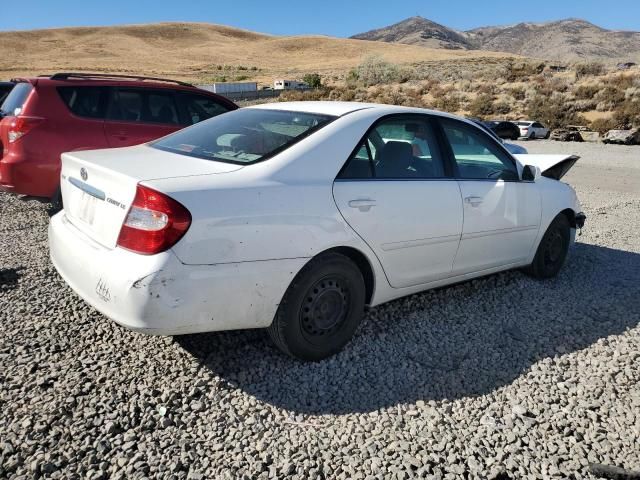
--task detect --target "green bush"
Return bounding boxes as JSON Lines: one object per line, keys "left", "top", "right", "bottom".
{"left": 303, "top": 73, "right": 322, "bottom": 89}
{"left": 355, "top": 55, "right": 401, "bottom": 86}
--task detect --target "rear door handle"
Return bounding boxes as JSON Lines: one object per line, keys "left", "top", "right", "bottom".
{"left": 348, "top": 199, "right": 376, "bottom": 212}
{"left": 464, "top": 196, "right": 483, "bottom": 207}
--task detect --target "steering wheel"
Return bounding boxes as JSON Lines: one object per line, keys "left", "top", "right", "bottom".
{"left": 487, "top": 169, "right": 504, "bottom": 179}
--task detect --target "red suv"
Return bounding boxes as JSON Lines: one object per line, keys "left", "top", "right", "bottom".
{"left": 0, "top": 73, "right": 237, "bottom": 201}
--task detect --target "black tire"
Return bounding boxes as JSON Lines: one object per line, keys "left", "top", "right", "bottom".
{"left": 267, "top": 252, "right": 365, "bottom": 361}
{"left": 544, "top": 131, "right": 551, "bottom": 139}
{"left": 525, "top": 214, "right": 571, "bottom": 279}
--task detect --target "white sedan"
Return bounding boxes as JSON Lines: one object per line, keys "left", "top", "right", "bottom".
{"left": 516, "top": 121, "right": 551, "bottom": 139}
{"left": 49, "top": 102, "right": 586, "bottom": 361}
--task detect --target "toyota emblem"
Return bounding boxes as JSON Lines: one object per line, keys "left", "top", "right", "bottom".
{"left": 80, "top": 168, "right": 88, "bottom": 181}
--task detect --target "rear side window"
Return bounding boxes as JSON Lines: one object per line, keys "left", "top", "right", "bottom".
{"left": 58, "top": 87, "right": 106, "bottom": 119}
{"left": 339, "top": 116, "right": 446, "bottom": 180}
{"left": 145, "top": 92, "right": 179, "bottom": 125}
{"left": 0, "top": 82, "right": 33, "bottom": 116}
{"left": 151, "top": 108, "right": 335, "bottom": 164}
{"left": 180, "top": 94, "right": 230, "bottom": 125}
{"left": 107, "top": 89, "right": 143, "bottom": 122}
{"left": 106, "top": 89, "right": 182, "bottom": 125}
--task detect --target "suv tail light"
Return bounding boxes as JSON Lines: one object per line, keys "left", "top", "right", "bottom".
{"left": 7, "top": 116, "right": 44, "bottom": 143}
{"left": 117, "top": 184, "right": 191, "bottom": 255}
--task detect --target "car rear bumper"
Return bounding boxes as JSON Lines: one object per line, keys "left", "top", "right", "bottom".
{"left": 0, "top": 151, "right": 59, "bottom": 198}
{"left": 49, "top": 212, "right": 305, "bottom": 335}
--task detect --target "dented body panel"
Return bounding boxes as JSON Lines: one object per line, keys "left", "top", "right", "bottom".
{"left": 49, "top": 101, "right": 585, "bottom": 337}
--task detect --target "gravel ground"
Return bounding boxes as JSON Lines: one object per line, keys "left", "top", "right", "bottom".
{"left": 1, "top": 140, "right": 639, "bottom": 480}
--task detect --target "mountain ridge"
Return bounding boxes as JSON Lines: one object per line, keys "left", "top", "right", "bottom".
{"left": 352, "top": 16, "right": 640, "bottom": 62}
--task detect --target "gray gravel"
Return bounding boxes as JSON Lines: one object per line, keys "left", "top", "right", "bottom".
{"left": 1, "top": 140, "right": 639, "bottom": 479}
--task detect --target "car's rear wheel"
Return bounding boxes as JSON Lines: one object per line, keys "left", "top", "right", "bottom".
{"left": 267, "top": 252, "right": 365, "bottom": 361}
{"left": 525, "top": 214, "right": 571, "bottom": 279}
{"left": 544, "top": 131, "right": 551, "bottom": 139}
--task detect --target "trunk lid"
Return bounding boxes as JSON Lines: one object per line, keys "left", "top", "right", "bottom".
{"left": 513, "top": 154, "right": 579, "bottom": 180}
{"left": 60, "top": 144, "right": 242, "bottom": 249}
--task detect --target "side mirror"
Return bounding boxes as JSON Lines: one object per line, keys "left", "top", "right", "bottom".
{"left": 522, "top": 164, "right": 542, "bottom": 182}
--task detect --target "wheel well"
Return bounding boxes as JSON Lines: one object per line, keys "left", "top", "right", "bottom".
{"left": 560, "top": 208, "right": 577, "bottom": 228}
{"left": 325, "top": 247, "right": 375, "bottom": 305}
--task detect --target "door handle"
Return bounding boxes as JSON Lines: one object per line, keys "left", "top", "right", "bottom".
{"left": 464, "top": 196, "right": 483, "bottom": 207}
{"left": 348, "top": 199, "right": 376, "bottom": 212}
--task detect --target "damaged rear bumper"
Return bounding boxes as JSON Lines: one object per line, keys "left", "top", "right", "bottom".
{"left": 49, "top": 211, "right": 306, "bottom": 335}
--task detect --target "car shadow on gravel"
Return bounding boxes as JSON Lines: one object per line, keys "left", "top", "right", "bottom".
{"left": 176, "top": 243, "right": 640, "bottom": 415}
{"left": 0, "top": 267, "right": 24, "bottom": 292}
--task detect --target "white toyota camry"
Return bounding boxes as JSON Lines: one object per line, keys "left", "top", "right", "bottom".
{"left": 49, "top": 102, "right": 586, "bottom": 361}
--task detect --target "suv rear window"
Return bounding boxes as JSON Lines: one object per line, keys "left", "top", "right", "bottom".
{"left": 0, "top": 82, "right": 33, "bottom": 117}
{"left": 151, "top": 108, "right": 335, "bottom": 164}
{"left": 58, "top": 86, "right": 106, "bottom": 119}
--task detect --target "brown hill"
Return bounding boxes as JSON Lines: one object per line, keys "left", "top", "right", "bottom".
{"left": 351, "top": 17, "right": 640, "bottom": 63}
{"left": 0, "top": 22, "right": 511, "bottom": 84}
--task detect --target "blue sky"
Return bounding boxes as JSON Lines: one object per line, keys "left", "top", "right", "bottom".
{"left": 2, "top": 0, "right": 639, "bottom": 35}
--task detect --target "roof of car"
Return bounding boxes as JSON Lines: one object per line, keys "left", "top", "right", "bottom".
{"left": 247, "top": 101, "right": 465, "bottom": 119}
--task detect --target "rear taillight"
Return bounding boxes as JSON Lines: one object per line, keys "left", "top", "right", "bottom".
{"left": 7, "top": 116, "right": 44, "bottom": 143}
{"left": 522, "top": 128, "right": 529, "bottom": 132}
{"left": 117, "top": 184, "right": 191, "bottom": 255}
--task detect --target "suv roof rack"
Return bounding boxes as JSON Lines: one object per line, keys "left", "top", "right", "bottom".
{"left": 46, "top": 72, "right": 194, "bottom": 87}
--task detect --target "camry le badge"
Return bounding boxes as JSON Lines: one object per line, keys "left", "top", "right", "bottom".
{"left": 80, "top": 168, "right": 88, "bottom": 181}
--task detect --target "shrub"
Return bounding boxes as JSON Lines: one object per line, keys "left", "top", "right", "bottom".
{"left": 433, "top": 92, "right": 461, "bottom": 112}
{"left": 503, "top": 61, "right": 545, "bottom": 82}
{"left": 573, "top": 84, "right": 601, "bottom": 100}
{"left": 525, "top": 92, "right": 585, "bottom": 129}
{"left": 575, "top": 62, "right": 605, "bottom": 79}
{"left": 355, "top": 55, "right": 401, "bottom": 86}
{"left": 590, "top": 117, "right": 620, "bottom": 134}
{"left": 509, "top": 86, "right": 526, "bottom": 101}
{"left": 303, "top": 73, "right": 322, "bottom": 89}
{"left": 469, "top": 93, "right": 495, "bottom": 118}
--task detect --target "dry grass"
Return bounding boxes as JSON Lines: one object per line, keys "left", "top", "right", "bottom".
{"left": 0, "top": 22, "right": 512, "bottom": 84}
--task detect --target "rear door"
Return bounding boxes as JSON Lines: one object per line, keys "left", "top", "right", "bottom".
{"left": 56, "top": 86, "right": 109, "bottom": 149}
{"left": 103, "top": 87, "right": 182, "bottom": 147}
{"left": 437, "top": 118, "right": 541, "bottom": 274}
{"left": 333, "top": 114, "right": 463, "bottom": 288}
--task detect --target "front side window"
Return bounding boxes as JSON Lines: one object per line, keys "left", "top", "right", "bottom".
{"left": 151, "top": 108, "right": 335, "bottom": 164}
{"left": 441, "top": 119, "right": 518, "bottom": 181}
{"left": 58, "top": 86, "right": 105, "bottom": 119}
{"left": 339, "top": 116, "right": 446, "bottom": 179}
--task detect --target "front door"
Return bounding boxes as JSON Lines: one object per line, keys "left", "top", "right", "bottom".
{"left": 333, "top": 115, "right": 463, "bottom": 288}
{"left": 437, "top": 118, "right": 541, "bottom": 274}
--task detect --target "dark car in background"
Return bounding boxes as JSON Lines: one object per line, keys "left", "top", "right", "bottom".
{"left": 483, "top": 120, "right": 521, "bottom": 140}
{"left": 0, "top": 81, "right": 14, "bottom": 106}
{"left": 0, "top": 73, "right": 237, "bottom": 201}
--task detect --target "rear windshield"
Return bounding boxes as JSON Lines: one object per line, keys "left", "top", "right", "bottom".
{"left": 151, "top": 108, "right": 336, "bottom": 164}
{"left": 0, "top": 82, "right": 33, "bottom": 117}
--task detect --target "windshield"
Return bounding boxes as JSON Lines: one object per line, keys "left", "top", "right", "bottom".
{"left": 0, "top": 82, "right": 33, "bottom": 117}
{"left": 152, "top": 108, "right": 336, "bottom": 164}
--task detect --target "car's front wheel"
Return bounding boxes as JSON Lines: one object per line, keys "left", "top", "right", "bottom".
{"left": 525, "top": 214, "right": 571, "bottom": 279}
{"left": 268, "top": 252, "right": 365, "bottom": 361}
